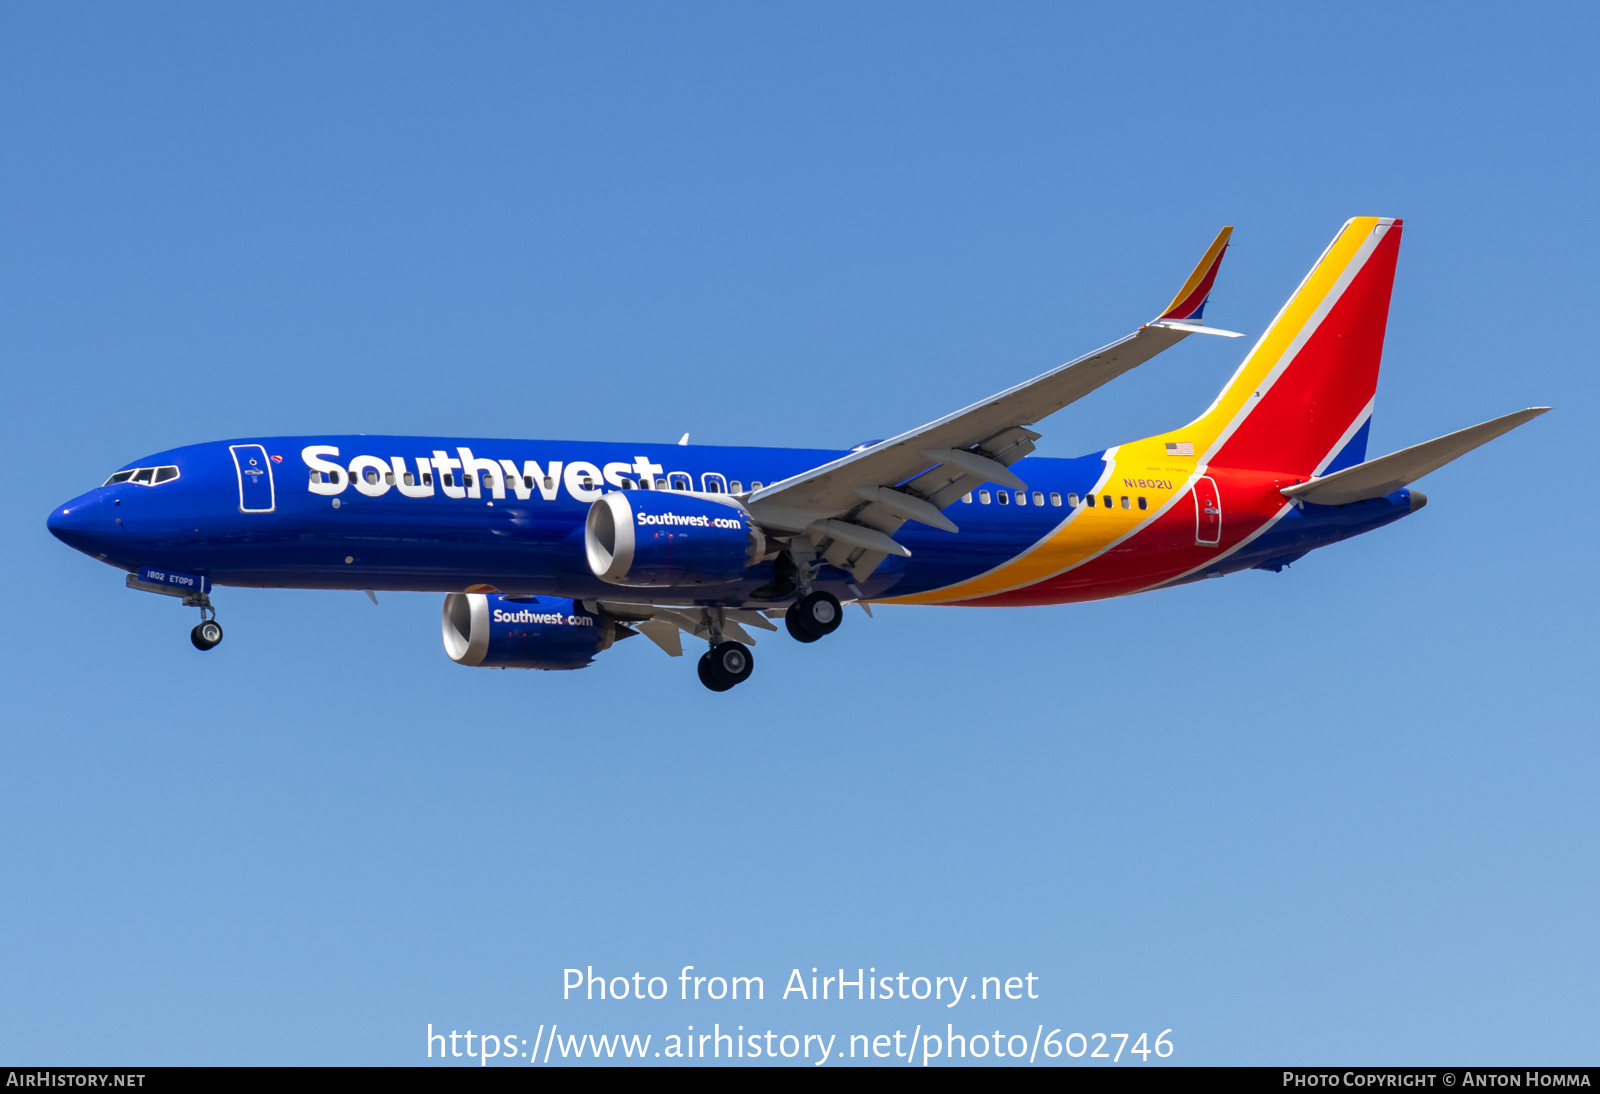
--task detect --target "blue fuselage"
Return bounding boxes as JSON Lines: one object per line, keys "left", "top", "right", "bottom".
{"left": 47, "top": 434, "right": 1416, "bottom": 606}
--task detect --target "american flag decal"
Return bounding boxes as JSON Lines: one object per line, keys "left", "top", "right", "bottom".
{"left": 1165, "top": 441, "right": 1194, "bottom": 456}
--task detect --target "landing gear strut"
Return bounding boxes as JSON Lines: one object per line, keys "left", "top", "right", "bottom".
{"left": 786, "top": 590, "right": 842, "bottom": 643}
{"left": 698, "top": 641, "right": 754, "bottom": 691}
{"left": 189, "top": 598, "right": 223, "bottom": 650}
{"left": 124, "top": 569, "right": 224, "bottom": 650}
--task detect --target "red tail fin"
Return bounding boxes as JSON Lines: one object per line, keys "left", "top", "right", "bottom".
{"left": 1184, "top": 217, "right": 1402, "bottom": 477}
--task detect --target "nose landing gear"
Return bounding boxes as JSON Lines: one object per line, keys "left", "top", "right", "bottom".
{"left": 191, "top": 616, "right": 224, "bottom": 651}
{"left": 124, "top": 570, "right": 223, "bottom": 651}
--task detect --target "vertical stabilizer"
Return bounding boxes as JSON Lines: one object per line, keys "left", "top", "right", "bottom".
{"left": 1176, "top": 217, "right": 1402, "bottom": 477}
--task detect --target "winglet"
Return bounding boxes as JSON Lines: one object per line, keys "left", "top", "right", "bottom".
{"left": 1157, "top": 226, "right": 1233, "bottom": 322}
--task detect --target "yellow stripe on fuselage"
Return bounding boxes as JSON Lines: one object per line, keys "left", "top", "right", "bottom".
{"left": 881, "top": 444, "right": 1197, "bottom": 605}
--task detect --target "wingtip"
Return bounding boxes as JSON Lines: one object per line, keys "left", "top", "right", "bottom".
{"left": 1156, "top": 225, "right": 1234, "bottom": 322}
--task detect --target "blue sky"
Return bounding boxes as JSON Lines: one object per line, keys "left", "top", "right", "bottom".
{"left": 2, "top": 2, "right": 1595, "bottom": 1066}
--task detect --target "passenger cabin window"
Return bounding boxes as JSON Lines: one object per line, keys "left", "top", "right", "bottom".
{"left": 1014, "top": 491, "right": 1026, "bottom": 505}
{"left": 1049, "top": 492, "right": 1062, "bottom": 506}
{"left": 730, "top": 481, "right": 744, "bottom": 493}
{"left": 1065, "top": 493, "right": 1077, "bottom": 506}
{"left": 978, "top": 490, "right": 992, "bottom": 504}
{"left": 701, "top": 473, "right": 728, "bottom": 494}
{"left": 1034, "top": 492, "right": 1046, "bottom": 506}
{"left": 1103, "top": 495, "right": 1112, "bottom": 508}
{"left": 523, "top": 475, "right": 533, "bottom": 489}
{"left": 1120, "top": 496, "right": 1130, "bottom": 509}
{"left": 997, "top": 490, "right": 1010, "bottom": 505}
{"left": 962, "top": 493, "right": 973, "bottom": 503}
{"left": 424, "top": 473, "right": 434, "bottom": 486}
{"left": 669, "top": 472, "right": 692, "bottom": 492}
{"left": 365, "top": 469, "right": 381, "bottom": 485}
{"left": 1138, "top": 496, "right": 1148, "bottom": 510}
{"left": 1085, "top": 494, "right": 1095, "bottom": 507}
{"left": 751, "top": 482, "right": 763, "bottom": 491}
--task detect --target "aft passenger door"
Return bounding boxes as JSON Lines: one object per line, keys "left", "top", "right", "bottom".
{"left": 230, "top": 444, "right": 276, "bottom": 513}
{"left": 1191, "top": 475, "right": 1221, "bottom": 546}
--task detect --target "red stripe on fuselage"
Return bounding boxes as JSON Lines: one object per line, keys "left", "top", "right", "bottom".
{"left": 961, "top": 468, "right": 1293, "bottom": 606}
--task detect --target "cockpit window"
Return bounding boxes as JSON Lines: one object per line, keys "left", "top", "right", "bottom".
{"left": 103, "top": 465, "right": 180, "bottom": 487}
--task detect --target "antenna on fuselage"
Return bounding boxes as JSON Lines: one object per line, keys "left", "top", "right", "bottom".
{"left": 678, "top": 433, "right": 690, "bottom": 446}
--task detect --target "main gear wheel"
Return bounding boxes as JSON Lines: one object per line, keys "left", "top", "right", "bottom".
{"left": 697, "top": 641, "right": 754, "bottom": 691}
{"left": 784, "top": 590, "right": 842, "bottom": 643}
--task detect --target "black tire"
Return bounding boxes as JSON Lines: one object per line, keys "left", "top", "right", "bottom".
{"left": 697, "top": 651, "right": 735, "bottom": 692}
{"left": 712, "top": 641, "right": 754, "bottom": 685}
{"left": 787, "top": 590, "right": 842, "bottom": 643}
{"left": 785, "top": 606, "right": 822, "bottom": 643}
{"left": 191, "top": 621, "right": 223, "bottom": 651}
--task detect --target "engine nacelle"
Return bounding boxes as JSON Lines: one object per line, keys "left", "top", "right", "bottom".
{"left": 585, "top": 490, "right": 766, "bottom": 587}
{"left": 441, "top": 593, "right": 622, "bottom": 670}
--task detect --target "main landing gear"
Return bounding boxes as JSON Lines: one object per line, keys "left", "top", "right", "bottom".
{"left": 697, "top": 641, "right": 754, "bottom": 692}
{"left": 785, "top": 590, "right": 842, "bottom": 644}
{"left": 753, "top": 546, "right": 849, "bottom": 646}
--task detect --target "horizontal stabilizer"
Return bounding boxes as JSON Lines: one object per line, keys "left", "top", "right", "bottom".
{"left": 1281, "top": 407, "right": 1550, "bottom": 505}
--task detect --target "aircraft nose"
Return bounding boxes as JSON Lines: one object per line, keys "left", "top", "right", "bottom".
{"left": 47, "top": 493, "right": 116, "bottom": 553}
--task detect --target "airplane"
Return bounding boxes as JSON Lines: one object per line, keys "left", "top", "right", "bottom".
{"left": 47, "top": 217, "right": 1548, "bottom": 691}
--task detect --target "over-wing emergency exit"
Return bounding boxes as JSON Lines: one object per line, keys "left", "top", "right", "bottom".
{"left": 48, "top": 218, "right": 1548, "bottom": 690}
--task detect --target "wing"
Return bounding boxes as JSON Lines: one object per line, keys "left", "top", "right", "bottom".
{"left": 588, "top": 601, "right": 779, "bottom": 657}
{"left": 744, "top": 226, "right": 1241, "bottom": 580}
